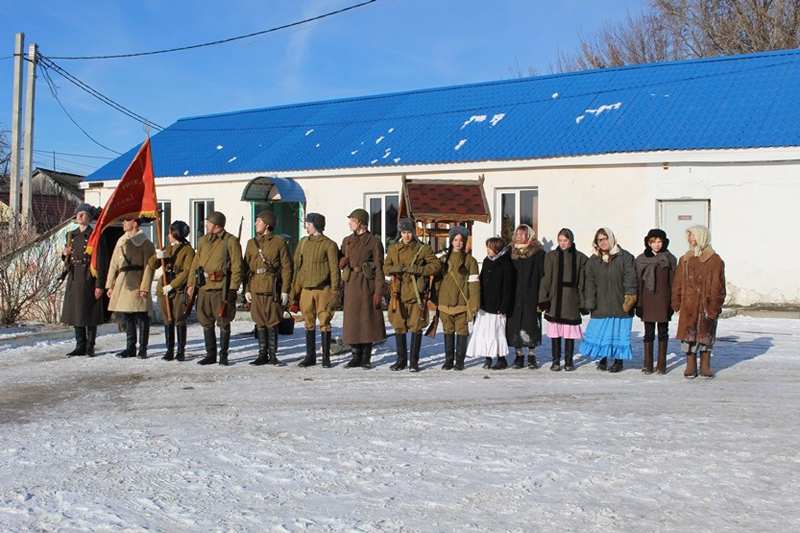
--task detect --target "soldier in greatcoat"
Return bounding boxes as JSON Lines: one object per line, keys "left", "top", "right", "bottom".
{"left": 186, "top": 211, "right": 243, "bottom": 366}
{"left": 61, "top": 203, "right": 108, "bottom": 357}
{"left": 106, "top": 217, "right": 156, "bottom": 359}
{"left": 244, "top": 211, "right": 293, "bottom": 366}
{"left": 433, "top": 226, "right": 479, "bottom": 371}
{"left": 384, "top": 217, "right": 441, "bottom": 372}
{"left": 142, "top": 221, "right": 195, "bottom": 361}
{"left": 291, "top": 212, "right": 340, "bottom": 368}
{"left": 340, "top": 208, "right": 386, "bottom": 369}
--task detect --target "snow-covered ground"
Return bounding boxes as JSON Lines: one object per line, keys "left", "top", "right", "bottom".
{"left": 1, "top": 315, "right": 798, "bottom": 531}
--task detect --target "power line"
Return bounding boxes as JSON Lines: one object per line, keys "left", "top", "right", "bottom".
{"left": 38, "top": 54, "right": 163, "bottom": 131}
{"left": 47, "top": 0, "right": 377, "bottom": 60}
{"left": 32, "top": 149, "right": 114, "bottom": 160}
{"left": 38, "top": 63, "right": 124, "bottom": 155}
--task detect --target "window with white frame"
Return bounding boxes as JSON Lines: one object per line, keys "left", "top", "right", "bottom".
{"left": 191, "top": 199, "right": 215, "bottom": 248}
{"left": 496, "top": 188, "right": 538, "bottom": 243}
{"left": 366, "top": 193, "right": 399, "bottom": 248}
{"left": 143, "top": 201, "right": 171, "bottom": 247}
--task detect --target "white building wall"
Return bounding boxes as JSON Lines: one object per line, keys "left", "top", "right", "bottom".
{"left": 88, "top": 149, "right": 800, "bottom": 307}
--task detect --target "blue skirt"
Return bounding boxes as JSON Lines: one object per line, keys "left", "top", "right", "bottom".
{"left": 579, "top": 317, "right": 633, "bottom": 360}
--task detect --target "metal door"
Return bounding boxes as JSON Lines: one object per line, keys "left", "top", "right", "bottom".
{"left": 658, "top": 200, "right": 710, "bottom": 256}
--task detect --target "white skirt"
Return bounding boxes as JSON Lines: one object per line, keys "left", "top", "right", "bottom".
{"left": 466, "top": 309, "right": 509, "bottom": 357}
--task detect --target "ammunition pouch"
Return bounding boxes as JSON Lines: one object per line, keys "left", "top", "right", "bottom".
{"left": 361, "top": 262, "right": 375, "bottom": 280}
{"left": 206, "top": 271, "right": 225, "bottom": 282}
{"left": 342, "top": 265, "right": 351, "bottom": 283}
{"left": 195, "top": 266, "right": 206, "bottom": 287}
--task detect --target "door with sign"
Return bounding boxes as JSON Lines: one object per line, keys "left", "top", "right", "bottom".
{"left": 658, "top": 200, "right": 710, "bottom": 256}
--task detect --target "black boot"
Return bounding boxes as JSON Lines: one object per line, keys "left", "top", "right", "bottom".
{"left": 409, "top": 332, "right": 422, "bottom": 372}
{"left": 175, "top": 325, "right": 187, "bottom": 361}
{"left": 527, "top": 350, "right": 539, "bottom": 369}
{"left": 162, "top": 325, "right": 175, "bottom": 361}
{"left": 442, "top": 333, "right": 455, "bottom": 370}
{"left": 550, "top": 338, "right": 561, "bottom": 371}
{"left": 564, "top": 339, "right": 575, "bottom": 371}
{"left": 642, "top": 341, "right": 654, "bottom": 374}
{"left": 251, "top": 327, "right": 270, "bottom": 365}
{"left": 66, "top": 327, "right": 87, "bottom": 357}
{"left": 345, "top": 344, "right": 363, "bottom": 368}
{"left": 136, "top": 314, "right": 150, "bottom": 359}
{"left": 597, "top": 356, "right": 608, "bottom": 371}
{"left": 482, "top": 357, "right": 492, "bottom": 369}
{"left": 116, "top": 315, "right": 137, "bottom": 358}
{"left": 390, "top": 334, "right": 407, "bottom": 371}
{"left": 608, "top": 358, "right": 623, "bottom": 373}
{"left": 492, "top": 355, "right": 508, "bottom": 370}
{"left": 321, "top": 330, "right": 332, "bottom": 368}
{"left": 299, "top": 329, "right": 317, "bottom": 367}
{"left": 511, "top": 348, "right": 525, "bottom": 369}
{"left": 361, "top": 343, "right": 373, "bottom": 369}
{"left": 218, "top": 328, "right": 230, "bottom": 366}
{"left": 197, "top": 328, "right": 217, "bottom": 365}
{"left": 267, "top": 328, "right": 282, "bottom": 365}
{"left": 86, "top": 326, "right": 97, "bottom": 357}
{"left": 455, "top": 335, "right": 468, "bottom": 371}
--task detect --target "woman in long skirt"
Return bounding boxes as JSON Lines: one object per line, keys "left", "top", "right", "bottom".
{"left": 538, "top": 228, "right": 587, "bottom": 371}
{"left": 580, "top": 228, "right": 638, "bottom": 373}
{"left": 466, "top": 237, "right": 516, "bottom": 369}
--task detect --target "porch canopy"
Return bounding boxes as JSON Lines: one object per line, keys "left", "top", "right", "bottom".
{"left": 240, "top": 176, "right": 305, "bottom": 203}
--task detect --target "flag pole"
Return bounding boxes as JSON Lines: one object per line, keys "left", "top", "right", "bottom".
{"left": 146, "top": 123, "right": 173, "bottom": 323}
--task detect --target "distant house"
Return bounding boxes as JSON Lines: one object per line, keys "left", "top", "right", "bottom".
{"left": 1, "top": 168, "right": 84, "bottom": 233}
{"left": 85, "top": 49, "right": 800, "bottom": 306}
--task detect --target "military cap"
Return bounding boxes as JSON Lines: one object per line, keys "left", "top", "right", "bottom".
{"left": 398, "top": 218, "right": 416, "bottom": 233}
{"left": 206, "top": 211, "right": 226, "bottom": 227}
{"left": 256, "top": 210, "right": 277, "bottom": 229}
{"left": 348, "top": 208, "right": 369, "bottom": 226}
{"left": 170, "top": 220, "right": 190, "bottom": 239}
{"left": 305, "top": 212, "right": 326, "bottom": 233}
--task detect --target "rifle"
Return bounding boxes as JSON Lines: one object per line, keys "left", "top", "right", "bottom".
{"left": 423, "top": 274, "right": 439, "bottom": 337}
{"left": 217, "top": 217, "right": 244, "bottom": 318}
{"left": 390, "top": 275, "right": 399, "bottom": 312}
{"left": 59, "top": 231, "right": 74, "bottom": 282}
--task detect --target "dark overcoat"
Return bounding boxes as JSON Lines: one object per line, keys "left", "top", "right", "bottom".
{"left": 635, "top": 250, "right": 677, "bottom": 323}
{"left": 672, "top": 247, "right": 726, "bottom": 345}
{"left": 60, "top": 226, "right": 108, "bottom": 327}
{"left": 478, "top": 250, "right": 515, "bottom": 315}
{"left": 584, "top": 249, "right": 638, "bottom": 319}
{"left": 341, "top": 231, "right": 386, "bottom": 344}
{"left": 539, "top": 246, "right": 588, "bottom": 325}
{"left": 506, "top": 243, "right": 545, "bottom": 347}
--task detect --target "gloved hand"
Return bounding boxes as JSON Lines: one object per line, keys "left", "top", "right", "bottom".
{"left": 385, "top": 264, "right": 404, "bottom": 275}
{"left": 339, "top": 257, "right": 349, "bottom": 269}
{"left": 226, "top": 290, "right": 237, "bottom": 304}
{"left": 405, "top": 264, "right": 423, "bottom": 275}
{"left": 622, "top": 294, "right": 637, "bottom": 313}
{"left": 163, "top": 284, "right": 173, "bottom": 294}
{"left": 538, "top": 301, "right": 550, "bottom": 313}
{"left": 579, "top": 308, "right": 590, "bottom": 316}
{"left": 245, "top": 292, "right": 252, "bottom": 303}
{"left": 281, "top": 293, "right": 289, "bottom": 307}
{"left": 156, "top": 249, "right": 166, "bottom": 259}
{"left": 372, "top": 292, "right": 382, "bottom": 309}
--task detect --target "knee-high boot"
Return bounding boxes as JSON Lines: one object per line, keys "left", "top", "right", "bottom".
{"left": 345, "top": 344, "right": 363, "bottom": 368}
{"left": 267, "top": 328, "right": 282, "bottom": 365}
{"left": 699, "top": 351, "right": 714, "bottom": 379}
{"left": 564, "top": 339, "right": 575, "bottom": 371}
{"left": 251, "top": 327, "right": 270, "bottom": 365}
{"left": 550, "top": 338, "right": 561, "bottom": 371}
{"left": 175, "top": 325, "right": 187, "bottom": 361}
{"left": 390, "top": 334, "right": 407, "bottom": 371}
{"left": 67, "top": 327, "right": 87, "bottom": 357}
{"left": 198, "top": 328, "right": 217, "bottom": 365}
{"left": 442, "top": 333, "right": 455, "bottom": 370}
{"left": 299, "top": 329, "right": 317, "bottom": 367}
{"left": 409, "top": 332, "right": 422, "bottom": 372}
{"left": 656, "top": 340, "right": 668, "bottom": 374}
{"left": 321, "top": 330, "right": 332, "bottom": 368}
{"left": 684, "top": 353, "right": 698, "bottom": 378}
{"left": 162, "top": 325, "right": 175, "bottom": 361}
{"left": 86, "top": 326, "right": 97, "bottom": 357}
{"left": 642, "top": 341, "right": 654, "bottom": 374}
{"left": 136, "top": 314, "right": 150, "bottom": 359}
{"left": 455, "top": 335, "right": 468, "bottom": 371}
{"left": 361, "top": 343, "right": 373, "bottom": 370}
{"left": 116, "top": 315, "right": 137, "bottom": 358}
{"left": 218, "top": 328, "right": 230, "bottom": 366}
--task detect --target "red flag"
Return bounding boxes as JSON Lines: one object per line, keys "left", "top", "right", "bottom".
{"left": 87, "top": 138, "right": 158, "bottom": 276}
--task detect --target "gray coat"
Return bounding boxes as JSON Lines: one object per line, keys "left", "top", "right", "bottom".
{"left": 584, "top": 249, "right": 637, "bottom": 319}
{"left": 60, "top": 226, "right": 108, "bottom": 327}
{"left": 539, "top": 246, "right": 588, "bottom": 325}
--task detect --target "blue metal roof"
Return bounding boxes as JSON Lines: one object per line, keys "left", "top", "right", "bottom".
{"left": 87, "top": 49, "right": 800, "bottom": 182}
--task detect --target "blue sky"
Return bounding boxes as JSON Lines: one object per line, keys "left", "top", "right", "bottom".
{"left": 1, "top": 0, "right": 645, "bottom": 175}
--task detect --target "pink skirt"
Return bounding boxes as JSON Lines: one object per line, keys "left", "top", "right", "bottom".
{"left": 547, "top": 322, "right": 583, "bottom": 340}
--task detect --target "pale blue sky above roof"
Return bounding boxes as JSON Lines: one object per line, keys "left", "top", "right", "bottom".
{"left": 1, "top": 0, "right": 644, "bottom": 175}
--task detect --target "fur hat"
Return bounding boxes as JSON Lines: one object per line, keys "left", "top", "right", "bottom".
{"left": 257, "top": 210, "right": 277, "bottom": 229}
{"left": 73, "top": 203, "right": 97, "bottom": 219}
{"left": 170, "top": 220, "right": 190, "bottom": 239}
{"left": 206, "top": 211, "right": 226, "bottom": 228}
{"left": 398, "top": 217, "right": 416, "bottom": 233}
{"left": 348, "top": 208, "right": 369, "bottom": 226}
{"left": 643, "top": 228, "right": 669, "bottom": 256}
{"left": 304, "top": 212, "right": 326, "bottom": 233}
{"left": 449, "top": 225, "right": 470, "bottom": 243}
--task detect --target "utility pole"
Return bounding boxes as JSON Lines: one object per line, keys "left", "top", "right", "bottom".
{"left": 8, "top": 33, "right": 24, "bottom": 230}
{"left": 21, "top": 43, "right": 37, "bottom": 229}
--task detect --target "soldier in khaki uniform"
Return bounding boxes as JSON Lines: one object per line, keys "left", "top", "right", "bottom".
{"left": 291, "top": 212, "right": 340, "bottom": 368}
{"left": 384, "top": 218, "right": 442, "bottom": 372}
{"left": 434, "top": 226, "right": 480, "bottom": 370}
{"left": 244, "top": 211, "right": 293, "bottom": 366}
{"left": 186, "top": 211, "right": 243, "bottom": 366}
{"left": 142, "top": 221, "right": 195, "bottom": 361}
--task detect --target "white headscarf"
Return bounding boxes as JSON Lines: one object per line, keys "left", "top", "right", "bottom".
{"left": 686, "top": 225, "right": 710, "bottom": 258}
{"left": 594, "top": 227, "right": 621, "bottom": 263}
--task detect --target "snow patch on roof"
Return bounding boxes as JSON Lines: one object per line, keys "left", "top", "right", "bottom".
{"left": 585, "top": 102, "right": 622, "bottom": 116}
{"left": 183, "top": 170, "right": 189, "bottom": 176}
{"left": 216, "top": 145, "right": 223, "bottom": 150}
{"left": 552, "top": 92, "right": 559, "bottom": 99}
{"left": 228, "top": 156, "right": 237, "bottom": 163}
{"left": 490, "top": 113, "right": 506, "bottom": 127}
{"left": 455, "top": 139, "right": 467, "bottom": 150}
{"left": 375, "top": 136, "right": 385, "bottom": 144}
{"left": 305, "top": 129, "right": 314, "bottom": 136}
{"left": 351, "top": 150, "right": 358, "bottom": 155}
{"left": 461, "top": 115, "right": 487, "bottom": 129}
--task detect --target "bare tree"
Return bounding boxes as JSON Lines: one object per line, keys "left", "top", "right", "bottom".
{"left": 552, "top": 1, "right": 800, "bottom": 73}
{"left": 0, "top": 123, "right": 9, "bottom": 187}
